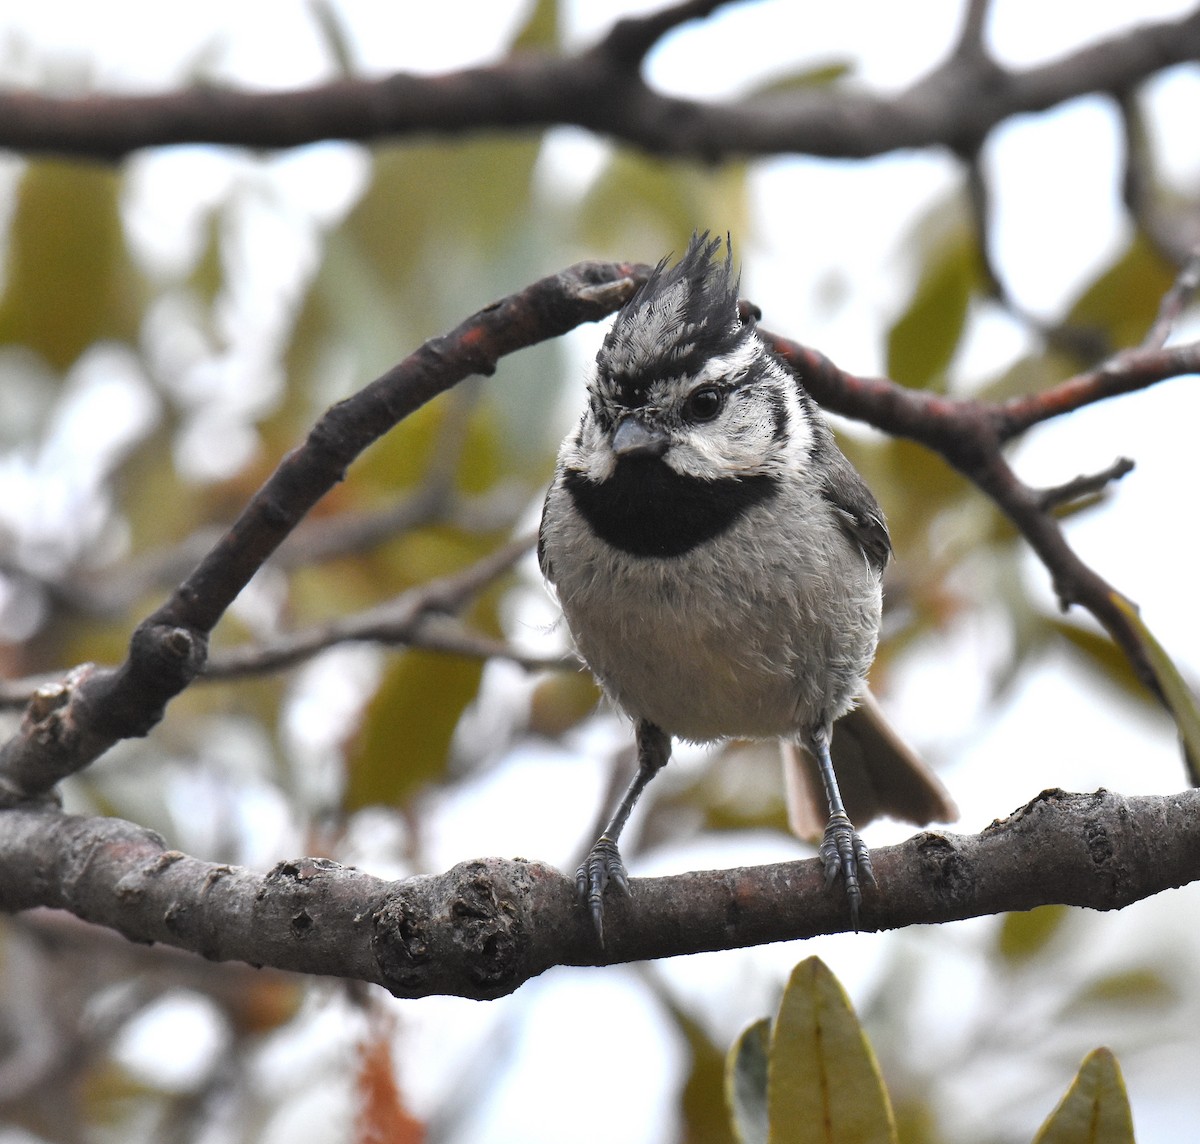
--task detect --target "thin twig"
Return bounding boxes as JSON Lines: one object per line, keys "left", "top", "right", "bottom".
{"left": 1142, "top": 248, "right": 1200, "bottom": 350}
{"left": 1035, "top": 457, "right": 1136, "bottom": 512}
{"left": 204, "top": 534, "right": 562, "bottom": 678}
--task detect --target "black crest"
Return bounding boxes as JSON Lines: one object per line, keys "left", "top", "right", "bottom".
{"left": 596, "top": 232, "right": 747, "bottom": 403}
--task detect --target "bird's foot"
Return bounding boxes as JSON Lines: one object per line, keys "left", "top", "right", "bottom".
{"left": 819, "top": 812, "right": 875, "bottom": 930}
{"left": 575, "top": 834, "right": 630, "bottom": 945}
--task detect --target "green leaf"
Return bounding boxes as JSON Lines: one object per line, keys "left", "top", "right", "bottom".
{"left": 767, "top": 957, "right": 897, "bottom": 1144}
{"left": 579, "top": 149, "right": 748, "bottom": 260}
{"left": 1066, "top": 968, "right": 1177, "bottom": 1015}
{"left": 727, "top": 1018, "right": 771, "bottom": 1144}
{"left": 527, "top": 670, "right": 601, "bottom": 738}
{"left": 0, "top": 160, "right": 143, "bottom": 369}
{"left": 671, "top": 1001, "right": 739, "bottom": 1144}
{"left": 1033, "top": 1048, "right": 1135, "bottom": 1144}
{"left": 886, "top": 206, "right": 981, "bottom": 391}
{"left": 1066, "top": 235, "right": 1176, "bottom": 357}
{"left": 1051, "top": 620, "right": 1150, "bottom": 706}
{"left": 744, "top": 60, "right": 854, "bottom": 99}
{"left": 345, "top": 649, "right": 483, "bottom": 812}
{"left": 509, "top": 0, "right": 557, "bottom": 52}
{"left": 1110, "top": 593, "right": 1200, "bottom": 783}
{"left": 729, "top": 1017, "right": 768, "bottom": 1142}
{"left": 996, "top": 905, "right": 1069, "bottom": 964}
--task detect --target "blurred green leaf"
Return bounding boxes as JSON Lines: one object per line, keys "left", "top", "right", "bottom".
{"left": 744, "top": 60, "right": 854, "bottom": 99}
{"left": 1051, "top": 620, "right": 1149, "bottom": 706}
{"left": 666, "top": 740, "right": 788, "bottom": 836}
{"left": 887, "top": 207, "right": 981, "bottom": 391}
{"left": 673, "top": 1001, "right": 739, "bottom": 1144}
{"left": 509, "top": 0, "right": 557, "bottom": 51}
{"left": 865, "top": 437, "right": 971, "bottom": 558}
{"left": 1111, "top": 593, "right": 1200, "bottom": 782}
{"left": 973, "top": 349, "right": 1077, "bottom": 404}
{"left": 727, "top": 1017, "right": 771, "bottom": 1144}
{"left": 1033, "top": 1048, "right": 1135, "bottom": 1144}
{"left": 346, "top": 649, "right": 482, "bottom": 811}
{"left": 1066, "top": 967, "right": 1177, "bottom": 1015}
{"left": 188, "top": 212, "right": 225, "bottom": 307}
{"left": 996, "top": 905, "right": 1069, "bottom": 964}
{"left": 1066, "top": 235, "right": 1175, "bottom": 356}
{"left": 890, "top": 1097, "right": 942, "bottom": 1144}
{"left": 768, "top": 957, "right": 897, "bottom": 1144}
{"left": 0, "top": 160, "right": 143, "bottom": 369}
{"left": 579, "top": 149, "right": 748, "bottom": 261}
{"left": 528, "top": 669, "right": 601, "bottom": 737}
{"left": 309, "top": 0, "right": 357, "bottom": 76}
{"left": 284, "top": 136, "right": 542, "bottom": 406}
{"left": 349, "top": 139, "right": 541, "bottom": 311}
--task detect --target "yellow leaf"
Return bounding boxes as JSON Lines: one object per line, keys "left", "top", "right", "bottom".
{"left": 767, "top": 957, "right": 897, "bottom": 1144}
{"left": 1111, "top": 593, "right": 1200, "bottom": 783}
{"left": 1033, "top": 1048, "right": 1135, "bottom": 1144}
{"left": 996, "top": 905, "right": 1069, "bottom": 964}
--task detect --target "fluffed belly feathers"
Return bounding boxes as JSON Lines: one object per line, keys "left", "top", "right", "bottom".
{"left": 542, "top": 493, "right": 882, "bottom": 743}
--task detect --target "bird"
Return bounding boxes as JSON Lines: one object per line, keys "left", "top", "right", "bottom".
{"left": 538, "top": 232, "right": 956, "bottom": 942}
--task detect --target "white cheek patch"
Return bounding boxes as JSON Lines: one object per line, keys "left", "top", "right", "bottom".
{"left": 692, "top": 339, "right": 758, "bottom": 387}
{"left": 671, "top": 357, "right": 816, "bottom": 480}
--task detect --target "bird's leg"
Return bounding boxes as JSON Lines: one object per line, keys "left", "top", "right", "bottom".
{"left": 577, "top": 720, "right": 672, "bottom": 944}
{"left": 807, "top": 721, "right": 875, "bottom": 930}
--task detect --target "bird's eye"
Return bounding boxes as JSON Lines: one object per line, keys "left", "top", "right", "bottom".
{"left": 684, "top": 386, "right": 724, "bottom": 423}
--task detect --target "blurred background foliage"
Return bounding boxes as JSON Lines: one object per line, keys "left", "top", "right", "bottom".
{"left": 1, "top": 1, "right": 1199, "bottom": 1142}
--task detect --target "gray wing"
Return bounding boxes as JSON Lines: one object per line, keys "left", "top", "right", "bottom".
{"left": 536, "top": 485, "right": 556, "bottom": 584}
{"left": 819, "top": 446, "right": 892, "bottom": 572}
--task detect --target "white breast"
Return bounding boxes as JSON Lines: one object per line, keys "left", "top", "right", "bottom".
{"left": 543, "top": 486, "right": 882, "bottom": 743}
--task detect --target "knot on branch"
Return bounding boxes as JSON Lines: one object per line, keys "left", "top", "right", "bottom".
{"left": 83, "top": 621, "right": 209, "bottom": 740}
{"left": 372, "top": 858, "right": 557, "bottom": 1000}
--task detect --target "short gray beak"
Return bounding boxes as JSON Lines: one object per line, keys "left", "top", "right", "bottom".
{"left": 612, "top": 417, "right": 668, "bottom": 458}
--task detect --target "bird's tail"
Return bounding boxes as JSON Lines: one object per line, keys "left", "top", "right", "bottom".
{"left": 782, "top": 690, "right": 958, "bottom": 842}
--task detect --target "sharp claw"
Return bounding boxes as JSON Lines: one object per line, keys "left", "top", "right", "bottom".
{"left": 590, "top": 897, "right": 606, "bottom": 947}
{"left": 820, "top": 813, "right": 872, "bottom": 931}
{"left": 575, "top": 834, "right": 630, "bottom": 946}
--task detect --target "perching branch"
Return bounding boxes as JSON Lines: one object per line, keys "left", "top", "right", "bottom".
{"left": 3, "top": 4, "right": 1200, "bottom": 164}
{"left": 0, "top": 788, "right": 1195, "bottom": 1001}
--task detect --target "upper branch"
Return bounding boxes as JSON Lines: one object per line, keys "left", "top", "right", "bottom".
{"left": 3, "top": 5, "right": 1199, "bottom": 162}
{"left": 0, "top": 260, "right": 648, "bottom": 806}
